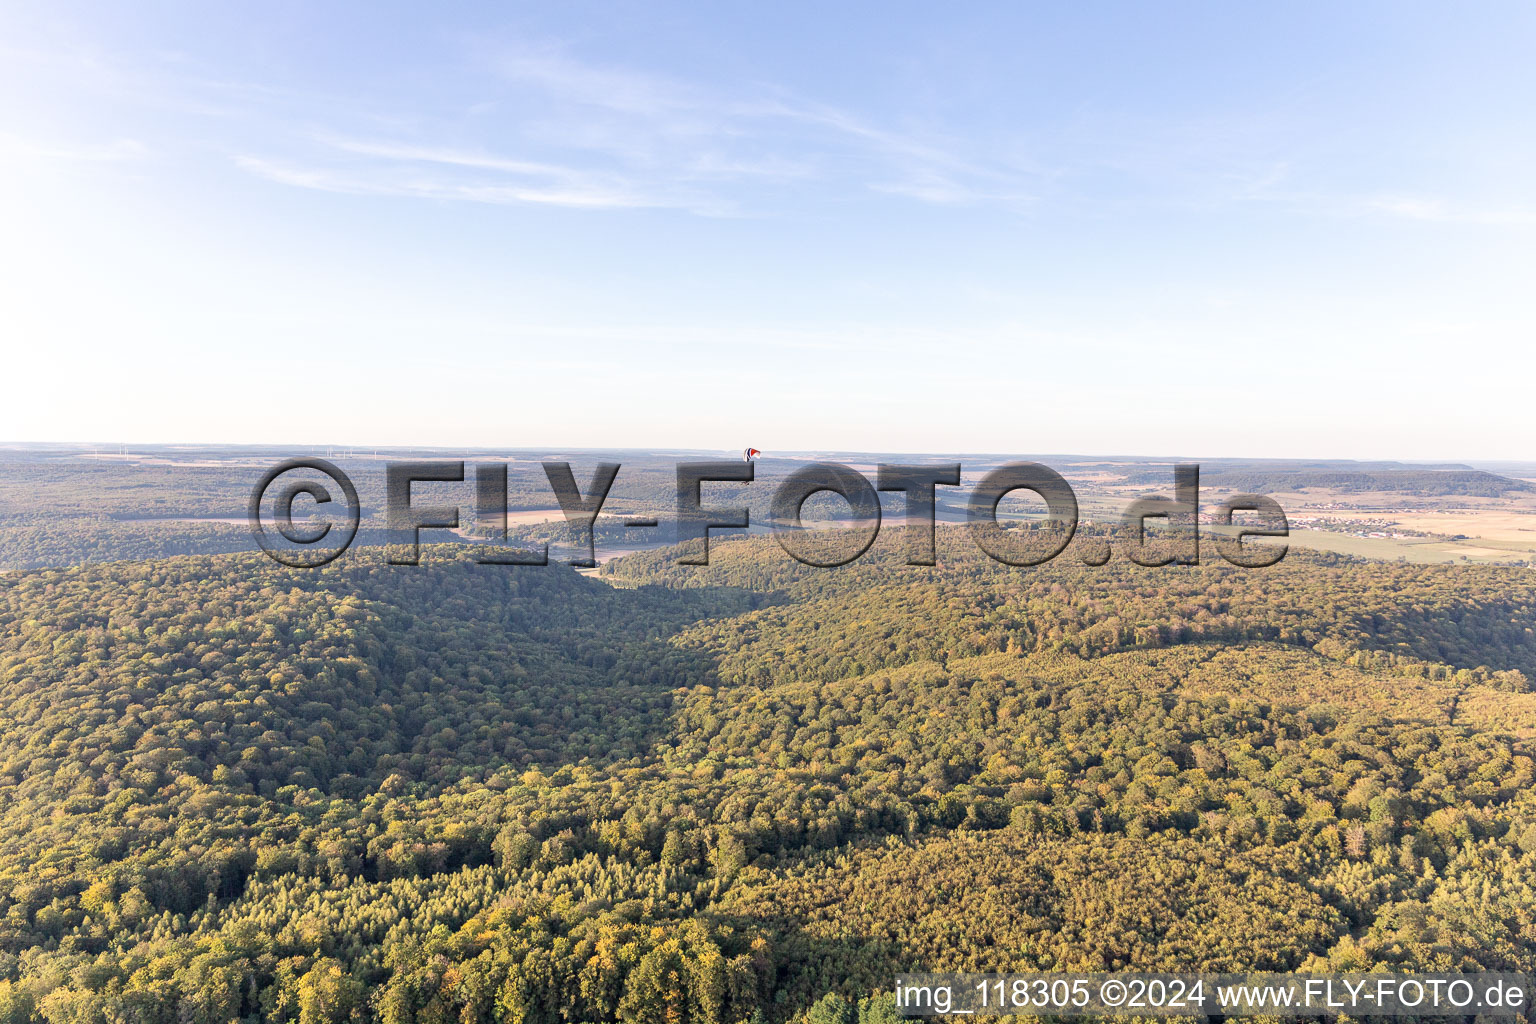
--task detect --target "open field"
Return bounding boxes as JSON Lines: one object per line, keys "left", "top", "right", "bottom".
{"left": 1275, "top": 529, "right": 1530, "bottom": 564}
{"left": 1371, "top": 508, "right": 1536, "bottom": 545}
{"left": 1254, "top": 498, "right": 1536, "bottom": 564}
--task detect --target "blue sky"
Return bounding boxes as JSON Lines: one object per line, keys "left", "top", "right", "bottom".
{"left": 3, "top": 2, "right": 1533, "bottom": 458}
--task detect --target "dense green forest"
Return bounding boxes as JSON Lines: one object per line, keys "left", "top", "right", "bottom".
{"left": 0, "top": 525, "right": 1532, "bottom": 1022}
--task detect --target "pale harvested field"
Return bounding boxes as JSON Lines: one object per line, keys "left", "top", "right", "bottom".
{"left": 1375, "top": 508, "right": 1536, "bottom": 545}
{"left": 504, "top": 509, "right": 566, "bottom": 524}
{"left": 1273, "top": 507, "right": 1536, "bottom": 560}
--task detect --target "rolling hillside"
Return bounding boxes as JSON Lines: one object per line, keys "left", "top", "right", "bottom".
{"left": 0, "top": 539, "right": 1531, "bottom": 1019}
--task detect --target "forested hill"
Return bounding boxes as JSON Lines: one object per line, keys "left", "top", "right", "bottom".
{"left": 606, "top": 531, "right": 1536, "bottom": 685}
{"left": 1172, "top": 468, "right": 1529, "bottom": 496}
{"left": 0, "top": 542, "right": 1532, "bottom": 1021}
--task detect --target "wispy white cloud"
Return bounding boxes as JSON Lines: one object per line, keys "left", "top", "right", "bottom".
{"left": 317, "top": 136, "right": 573, "bottom": 178}
{"left": 1366, "top": 194, "right": 1536, "bottom": 227}
{"left": 871, "top": 174, "right": 1027, "bottom": 206}
{"left": 235, "top": 154, "right": 722, "bottom": 212}
{"left": 1237, "top": 184, "right": 1536, "bottom": 228}
{"left": 0, "top": 132, "right": 148, "bottom": 163}
{"left": 490, "top": 47, "right": 699, "bottom": 119}
{"left": 230, "top": 42, "right": 1040, "bottom": 214}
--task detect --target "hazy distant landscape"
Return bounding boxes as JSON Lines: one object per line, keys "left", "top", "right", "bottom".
{"left": 4, "top": 445, "right": 1535, "bottom": 571}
